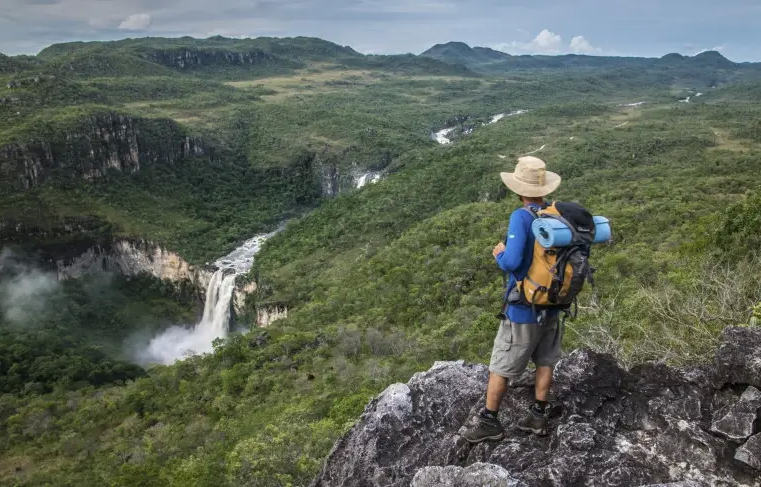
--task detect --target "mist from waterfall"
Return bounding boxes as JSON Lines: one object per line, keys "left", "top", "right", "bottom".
{"left": 139, "top": 232, "right": 273, "bottom": 365}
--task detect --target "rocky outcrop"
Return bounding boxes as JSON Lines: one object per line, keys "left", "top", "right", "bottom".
{"left": 737, "top": 434, "right": 761, "bottom": 470}
{"left": 711, "top": 386, "right": 761, "bottom": 442}
{"left": 713, "top": 326, "right": 761, "bottom": 389}
{"left": 55, "top": 238, "right": 213, "bottom": 292}
{"left": 411, "top": 463, "right": 526, "bottom": 487}
{"left": 139, "top": 48, "right": 297, "bottom": 71}
{"left": 256, "top": 303, "right": 289, "bottom": 327}
{"left": 311, "top": 148, "right": 392, "bottom": 198}
{"left": 312, "top": 327, "right": 761, "bottom": 487}
{"left": 0, "top": 112, "right": 211, "bottom": 190}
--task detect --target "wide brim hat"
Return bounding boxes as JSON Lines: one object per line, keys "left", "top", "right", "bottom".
{"left": 500, "top": 156, "right": 561, "bottom": 198}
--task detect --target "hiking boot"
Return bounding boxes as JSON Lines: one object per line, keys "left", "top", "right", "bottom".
{"left": 516, "top": 405, "right": 551, "bottom": 436}
{"left": 462, "top": 414, "right": 505, "bottom": 443}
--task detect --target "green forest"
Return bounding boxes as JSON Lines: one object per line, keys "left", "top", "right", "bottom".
{"left": 1, "top": 36, "right": 761, "bottom": 486}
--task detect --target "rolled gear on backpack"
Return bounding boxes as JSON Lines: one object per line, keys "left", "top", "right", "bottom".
{"left": 532, "top": 216, "right": 611, "bottom": 248}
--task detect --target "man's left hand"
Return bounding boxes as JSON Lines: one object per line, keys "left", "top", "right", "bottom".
{"left": 492, "top": 242, "right": 506, "bottom": 258}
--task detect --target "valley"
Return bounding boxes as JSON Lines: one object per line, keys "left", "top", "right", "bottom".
{"left": 1, "top": 36, "right": 761, "bottom": 486}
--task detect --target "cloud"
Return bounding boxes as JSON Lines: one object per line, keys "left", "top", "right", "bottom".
{"left": 533, "top": 29, "right": 563, "bottom": 51}
{"left": 494, "top": 29, "right": 604, "bottom": 56}
{"left": 118, "top": 13, "right": 152, "bottom": 30}
{"left": 569, "top": 35, "right": 600, "bottom": 54}
{"left": 494, "top": 29, "right": 563, "bottom": 54}
{"left": 695, "top": 45, "right": 725, "bottom": 54}
{"left": 0, "top": 249, "right": 59, "bottom": 326}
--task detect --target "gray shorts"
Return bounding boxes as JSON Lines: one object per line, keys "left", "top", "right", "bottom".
{"left": 489, "top": 315, "right": 564, "bottom": 379}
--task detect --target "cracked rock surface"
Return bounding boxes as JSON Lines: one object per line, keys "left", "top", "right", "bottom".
{"left": 311, "top": 327, "right": 761, "bottom": 487}
{"left": 711, "top": 386, "right": 761, "bottom": 442}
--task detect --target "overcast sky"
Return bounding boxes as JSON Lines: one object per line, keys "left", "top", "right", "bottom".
{"left": 1, "top": 0, "right": 760, "bottom": 61}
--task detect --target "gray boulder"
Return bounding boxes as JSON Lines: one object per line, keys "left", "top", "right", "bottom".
{"left": 411, "top": 463, "right": 527, "bottom": 487}
{"left": 311, "top": 361, "right": 488, "bottom": 487}
{"left": 711, "top": 386, "right": 761, "bottom": 442}
{"left": 736, "top": 433, "right": 761, "bottom": 470}
{"left": 714, "top": 326, "right": 761, "bottom": 389}
{"left": 637, "top": 483, "right": 706, "bottom": 487}
{"left": 311, "top": 327, "right": 761, "bottom": 487}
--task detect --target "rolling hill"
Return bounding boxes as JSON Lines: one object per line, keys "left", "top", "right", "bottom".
{"left": 421, "top": 41, "right": 761, "bottom": 83}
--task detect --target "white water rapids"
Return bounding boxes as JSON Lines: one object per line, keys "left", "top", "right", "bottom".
{"left": 357, "top": 172, "right": 382, "bottom": 188}
{"left": 141, "top": 233, "right": 273, "bottom": 365}
{"left": 433, "top": 110, "right": 528, "bottom": 145}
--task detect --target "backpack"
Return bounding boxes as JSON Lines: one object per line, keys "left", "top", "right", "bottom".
{"left": 498, "top": 201, "right": 595, "bottom": 319}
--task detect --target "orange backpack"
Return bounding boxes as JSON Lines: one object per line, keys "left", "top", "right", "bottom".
{"left": 498, "top": 202, "right": 595, "bottom": 319}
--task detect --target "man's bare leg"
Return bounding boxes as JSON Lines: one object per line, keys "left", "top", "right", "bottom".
{"left": 463, "top": 372, "right": 508, "bottom": 443}
{"left": 486, "top": 372, "right": 509, "bottom": 411}
{"left": 534, "top": 366, "right": 553, "bottom": 402}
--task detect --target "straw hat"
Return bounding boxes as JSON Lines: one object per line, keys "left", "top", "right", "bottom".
{"left": 500, "top": 156, "right": 561, "bottom": 197}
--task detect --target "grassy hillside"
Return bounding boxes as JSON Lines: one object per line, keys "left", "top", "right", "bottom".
{"left": 31, "top": 36, "right": 470, "bottom": 80}
{"left": 3, "top": 94, "right": 761, "bottom": 485}
{"left": 2, "top": 38, "right": 692, "bottom": 264}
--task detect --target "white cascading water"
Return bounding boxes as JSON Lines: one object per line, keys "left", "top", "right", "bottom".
{"left": 356, "top": 172, "right": 382, "bottom": 189}
{"left": 432, "top": 110, "right": 528, "bottom": 145}
{"left": 141, "top": 233, "right": 273, "bottom": 365}
{"left": 199, "top": 270, "right": 237, "bottom": 337}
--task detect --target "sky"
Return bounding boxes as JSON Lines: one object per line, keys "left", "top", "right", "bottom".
{"left": 1, "top": 0, "right": 760, "bottom": 61}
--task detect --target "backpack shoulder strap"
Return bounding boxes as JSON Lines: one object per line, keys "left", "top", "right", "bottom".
{"left": 522, "top": 206, "right": 539, "bottom": 219}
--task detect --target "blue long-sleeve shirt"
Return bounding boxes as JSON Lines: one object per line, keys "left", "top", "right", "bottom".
{"left": 496, "top": 203, "right": 557, "bottom": 324}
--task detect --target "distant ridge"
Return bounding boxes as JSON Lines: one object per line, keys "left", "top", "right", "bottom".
{"left": 1, "top": 36, "right": 476, "bottom": 78}
{"left": 2, "top": 35, "right": 754, "bottom": 81}
{"left": 421, "top": 41, "right": 749, "bottom": 74}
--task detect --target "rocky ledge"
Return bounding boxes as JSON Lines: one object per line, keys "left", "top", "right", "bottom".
{"left": 312, "top": 326, "right": 761, "bottom": 487}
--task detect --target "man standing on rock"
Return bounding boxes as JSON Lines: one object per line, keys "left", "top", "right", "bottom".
{"left": 463, "top": 156, "right": 564, "bottom": 443}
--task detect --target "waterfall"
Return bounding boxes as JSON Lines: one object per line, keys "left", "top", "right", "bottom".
{"left": 357, "top": 172, "right": 382, "bottom": 189}
{"left": 140, "top": 231, "right": 276, "bottom": 365}
{"left": 432, "top": 110, "right": 528, "bottom": 145}
{"left": 199, "top": 270, "right": 237, "bottom": 338}
{"left": 142, "top": 269, "right": 237, "bottom": 365}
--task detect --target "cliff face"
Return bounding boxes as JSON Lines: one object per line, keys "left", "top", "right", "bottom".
{"left": 0, "top": 112, "right": 211, "bottom": 190}
{"left": 139, "top": 48, "right": 296, "bottom": 71}
{"left": 314, "top": 148, "right": 391, "bottom": 198}
{"left": 256, "top": 303, "right": 289, "bottom": 327}
{"left": 55, "top": 238, "right": 284, "bottom": 326}
{"left": 312, "top": 327, "right": 761, "bottom": 487}
{"left": 55, "top": 238, "right": 214, "bottom": 292}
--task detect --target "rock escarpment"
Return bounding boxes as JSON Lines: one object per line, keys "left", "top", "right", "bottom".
{"left": 55, "top": 238, "right": 213, "bottom": 293}
{"left": 255, "top": 303, "right": 289, "bottom": 328}
{"left": 138, "top": 47, "right": 295, "bottom": 71}
{"left": 0, "top": 112, "right": 211, "bottom": 190}
{"left": 312, "top": 327, "right": 761, "bottom": 487}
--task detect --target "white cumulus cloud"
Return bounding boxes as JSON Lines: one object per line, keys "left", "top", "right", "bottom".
{"left": 570, "top": 35, "right": 600, "bottom": 54}
{"left": 494, "top": 29, "right": 563, "bottom": 54}
{"left": 527, "top": 29, "right": 563, "bottom": 53}
{"left": 495, "top": 29, "right": 603, "bottom": 55}
{"left": 695, "top": 45, "right": 725, "bottom": 55}
{"left": 118, "top": 13, "right": 152, "bottom": 31}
